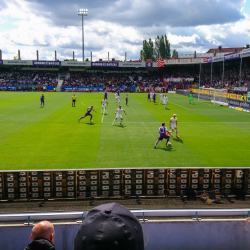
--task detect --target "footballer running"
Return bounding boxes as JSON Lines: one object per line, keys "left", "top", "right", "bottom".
{"left": 168, "top": 114, "right": 179, "bottom": 138}
{"left": 163, "top": 94, "right": 168, "bottom": 109}
{"left": 78, "top": 106, "right": 97, "bottom": 123}
{"left": 101, "top": 98, "right": 108, "bottom": 114}
{"left": 154, "top": 123, "right": 173, "bottom": 148}
{"left": 112, "top": 105, "right": 127, "bottom": 125}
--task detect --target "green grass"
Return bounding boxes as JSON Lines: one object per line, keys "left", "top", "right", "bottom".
{"left": 0, "top": 92, "right": 249, "bottom": 170}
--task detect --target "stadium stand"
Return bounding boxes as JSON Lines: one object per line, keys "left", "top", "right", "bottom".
{"left": 33, "top": 71, "right": 58, "bottom": 86}
{"left": 0, "top": 67, "right": 249, "bottom": 93}
{"left": 0, "top": 46, "right": 249, "bottom": 96}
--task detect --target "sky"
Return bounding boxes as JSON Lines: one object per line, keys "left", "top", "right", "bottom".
{"left": 0, "top": 0, "right": 250, "bottom": 61}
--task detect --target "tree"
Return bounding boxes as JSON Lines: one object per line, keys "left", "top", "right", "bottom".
{"left": 140, "top": 50, "right": 144, "bottom": 60}
{"left": 164, "top": 34, "right": 171, "bottom": 58}
{"left": 141, "top": 38, "right": 154, "bottom": 60}
{"left": 172, "top": 49, "right": 178, "bottom": 58}
{"left": 13, "top": 56, "right": 21, "bottom": 60}
{"left": 141, "top": 34, "right": 171, "bottom": 60}
{"left": 154, "top": 35, "right": 171, "bottom": 59}
{"left": 85, "top": 58, "right": 89, "bottom": 62}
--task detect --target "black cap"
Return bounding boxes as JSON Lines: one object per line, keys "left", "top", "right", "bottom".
{"left": 73, "top": 203, "right": 148, "bottom": 250}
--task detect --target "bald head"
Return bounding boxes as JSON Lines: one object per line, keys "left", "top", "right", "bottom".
{"left": 31, "top": 221, "right": 54, "bottom": 244}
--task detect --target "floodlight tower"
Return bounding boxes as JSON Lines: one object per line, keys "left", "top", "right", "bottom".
{"left": 77, "top": 9, "right": 88, "bottom": 61}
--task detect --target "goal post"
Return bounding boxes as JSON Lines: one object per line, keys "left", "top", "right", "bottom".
{"left": 198, "top": 87, "right": 228, "bottom": 106}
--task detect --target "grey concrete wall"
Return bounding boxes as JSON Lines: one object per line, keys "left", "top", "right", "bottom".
{"left": 0, "top": 220, "right": 250, "bottom": 250}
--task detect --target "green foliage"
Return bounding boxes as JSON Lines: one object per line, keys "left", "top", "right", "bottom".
{"left": 85, "top": 58, "right": 89, "bottom": 62}
{"left": 141, "top": 34, "right": 171, "bottom": 59}
{"left": 172, "top": 49, "right": 178, "bottom": 58}
{"left": 0, "top": 92, "right": 249, "bottom": 170}
{"left": 154, "top": 35, "right": 171, "bottom": 59}
{"left": 141, "top": 38, "right": 154, "bottom": 60}
{"left": 13, "top": 56, "right": 21, "bottom": 60}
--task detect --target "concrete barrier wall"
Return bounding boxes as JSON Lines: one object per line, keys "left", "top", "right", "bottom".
{"left": 0, "top": 220, "right": 250, "bottom": 250}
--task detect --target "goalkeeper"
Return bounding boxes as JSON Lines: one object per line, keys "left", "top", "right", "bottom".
{"left": 189, "top": 91, "right": 195, "bottom": 104}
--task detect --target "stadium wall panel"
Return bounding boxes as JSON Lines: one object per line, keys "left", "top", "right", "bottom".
{"left": 1, "top": 220, "right": 250, "bottom": 250}
{"left": 0, "top": 168, "right": 249, "bottom": 201}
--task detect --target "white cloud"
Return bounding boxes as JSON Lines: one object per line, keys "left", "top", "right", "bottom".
{"left": 0, "top": 0, "right": 249, "bottom": 61}
{"left": 231, "top": 20, "right": 250, "bottom": 34}
{"left": 168, "top": 33, "right": 200, "bottom": 45}
{"left": 0, "top": 0, "right": 146, "bottom": 61}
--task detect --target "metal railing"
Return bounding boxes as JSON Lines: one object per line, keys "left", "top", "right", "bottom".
{"left": 0, "top": 208, "right": 249, "bottom": 223}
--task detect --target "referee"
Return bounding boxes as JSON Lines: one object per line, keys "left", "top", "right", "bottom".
{"left": 72, "top": 94, "right": 77, "bottom": 107}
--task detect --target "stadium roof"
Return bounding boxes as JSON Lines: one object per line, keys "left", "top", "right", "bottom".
{"left": 206, "top": 47, "right": 244, "bottom": 53}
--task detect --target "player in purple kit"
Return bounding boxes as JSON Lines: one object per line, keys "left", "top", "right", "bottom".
{"left": 153, "top": 92, "right": 156, "bottom": 104}
{"left": 147, "top": 92, "right": 150, "bottom": 101}
{"left": 40, "top": 94, "right": 45, "bottom": 107}
{"left": 154, "top": 123, "right": 173, "bottom": 148}
{"left": 78, "top": 106, "right": 97, "bottom": 123}
{"left": 126, "top": 94, "right": 128, "bottom": 106}
{"left": 104, "top": 91, "right": 108, "bottom": 100}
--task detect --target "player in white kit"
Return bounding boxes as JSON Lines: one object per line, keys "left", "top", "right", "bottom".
{"left": 112, "top": 105, "right": 127, "bottom": 125}
{"left": 150, "top": 92, "right": 154, "bottom": 102}
{"left": 101, "top": 98, "right": 108, "bottom": 114}
{"left": 163, "top": 95, "right": 168, "bottom": 109}
{"left": 115, "top": 92, "right": 118, "bottom": 105}
{"left": 117, "top": 95, "right": 121, "bottom": 105}
{"left": 169, "top": 114, "right": 179, "bottom": 138}
{"left": 159, "top": 93, "right": 164, "bottom": 104}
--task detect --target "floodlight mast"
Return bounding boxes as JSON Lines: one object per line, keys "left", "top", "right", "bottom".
{"left": 77, "top": 9, "right": 88, "bottom": 61}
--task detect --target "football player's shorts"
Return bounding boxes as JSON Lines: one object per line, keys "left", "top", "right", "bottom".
{"left": 170, "top": 124, "right": 177, "bottom": 130}
{"left": 116, "top": 114, "right": 122, "bottom": 119}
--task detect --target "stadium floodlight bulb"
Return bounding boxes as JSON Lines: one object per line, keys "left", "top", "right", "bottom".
{"left": 77, "top": 8, "right": 88, "bottom": 15}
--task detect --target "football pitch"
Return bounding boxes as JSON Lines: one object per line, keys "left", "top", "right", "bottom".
{"left": 0, "top": 92, "right": 249, "bottom": 170}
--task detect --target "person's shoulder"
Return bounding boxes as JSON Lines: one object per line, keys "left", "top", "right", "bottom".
{"left": 25, "top": 238, "right": 55, "bottom": 250}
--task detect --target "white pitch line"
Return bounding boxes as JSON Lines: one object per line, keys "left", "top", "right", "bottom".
{"left": 102, "top": 121, "right": 250, "bottom": 124}
{"left": 188, "top": 109, "right": 229, "bottom": 111}
{"left": 169, "top": 101, "right": 250, "bottom": 115}
{"left": 101, "top": 112, "right": 105, "bottom": 123}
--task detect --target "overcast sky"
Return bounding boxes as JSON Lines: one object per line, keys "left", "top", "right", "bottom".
{"left": 0, "top": 0, "right": 250, "bottom": 61}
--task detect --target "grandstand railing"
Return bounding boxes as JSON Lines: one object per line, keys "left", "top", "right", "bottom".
{"left": 0, "top": 208, "right": 250, "bottom": 222}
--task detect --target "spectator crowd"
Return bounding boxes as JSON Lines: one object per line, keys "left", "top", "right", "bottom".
{"left": 0, "top": 65, "right": 249, "bottom": 93}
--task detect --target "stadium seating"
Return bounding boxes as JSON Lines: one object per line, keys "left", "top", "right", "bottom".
{"left": 0, "top": 65, "right": 249, "bottom": 93}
